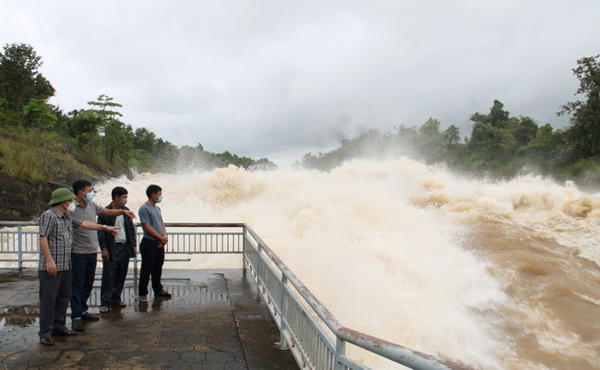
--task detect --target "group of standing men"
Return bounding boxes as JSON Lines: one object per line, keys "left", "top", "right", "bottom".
{"left": 37, "top": 181, "right": 171, "bottom": 346}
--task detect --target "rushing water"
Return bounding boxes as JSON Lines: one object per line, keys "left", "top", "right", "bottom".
{"left": 94, "top": 158, "right": 600, "bottom": 369}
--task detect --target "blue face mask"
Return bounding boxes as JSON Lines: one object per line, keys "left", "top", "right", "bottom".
{"left": 156, "top": 195, "right": 163, "bottom": 203}
{"left": 83, "top": 191, "right": 94, "bottom": 203}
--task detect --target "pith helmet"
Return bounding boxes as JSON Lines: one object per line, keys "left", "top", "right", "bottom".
{"left": 49, "top": 188, "right": 76, "bottom": 205}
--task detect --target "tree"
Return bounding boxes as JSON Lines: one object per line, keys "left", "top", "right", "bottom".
{"left": 466, "top": 100, "right": 525, "bottom": 177}
{"left": 467, "top": 101, "right": 512, "bottom": 154}
{"left": 0, "top": 43, "right": 55, "bottom": 116}
{"left": 416, "top": 118, "right": 447, "bottom": 163}
{"left": 0, "top": 97, "right": 18, "bottom": 126}
{"left": 443, "top": 125, "right": 460, "bottom": 144}
{"left": 509, "top": 116, "right": 538, "bottom": 147}
{"left": 22, "top": 98, "right": 57, "bottom": 130}
{"left": 516, "top": 124, "right": 568, "bottom": 172}
{"left": 103, "top": 119, "right": 128, "bottom": 164}
{"left": 133, "top": 127, "right": 157, "bottom": 152}
{"left": 66, "top": 109, "right": 104, "bottom": 150}
{"left": 87, "top": 94, "right": 123, "bottom": 121}
{"left": 559, "top": 54, "right": 600, "bottom": 159}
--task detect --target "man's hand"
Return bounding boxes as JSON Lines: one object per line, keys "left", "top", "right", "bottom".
{"left": 46, "top": 260, "right": 57, "bottom": 276}
{"left": 160, "top": 235, "right": 168, "bottom": 246}
{"left": 105, "top": 225, "right": 120, "bottom": 236}
{"left": 101, "top": 247, "right": 109, "bottom": 261}
{"left": 123, "top": 210, "right": 136, "bottom": 219}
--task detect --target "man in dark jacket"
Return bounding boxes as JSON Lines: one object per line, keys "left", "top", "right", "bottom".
{"left": 97, "top": 186, "right": 137, "bottom": 312}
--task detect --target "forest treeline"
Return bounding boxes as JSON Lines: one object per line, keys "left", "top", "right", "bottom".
{"left": 299, "top": 54, "right": 600, "bottom": 189}
{"left": 1, "top": 42, "right": 599, "bottom": 189}
{"left": 0, "top": 43, "right": 276, "bottom": 183}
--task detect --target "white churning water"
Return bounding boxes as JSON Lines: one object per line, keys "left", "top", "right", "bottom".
{"left": 95, "top": 158, "right": 600, "bottom": 369}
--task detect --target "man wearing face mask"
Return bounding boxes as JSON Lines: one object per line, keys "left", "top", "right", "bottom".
{"left": 97, "top": 186, "right": 137, "bottom": 313}
{"left": 38, "top": 188, "right": 119, "bottom": 346}
{"left": 137, "top": 184, "right": 171, "bottom": 303}
{"left": 70, "top": 180, "right": 136, "bottom": 332}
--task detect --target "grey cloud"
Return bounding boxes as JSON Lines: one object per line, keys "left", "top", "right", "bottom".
{"left": 1, "top": 0, "right": 598, "bottom": 164}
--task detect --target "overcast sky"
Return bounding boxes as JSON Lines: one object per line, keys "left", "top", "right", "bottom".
{"left": 2, "top": 1, "right": 599, "bottom": 165}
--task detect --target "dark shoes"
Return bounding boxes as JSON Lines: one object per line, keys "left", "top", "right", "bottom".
{"left": 73, "top": 312, "right": 99, "bottom": 330}
{"left": 53, "top": 329, "right": 77, "bottom": 336}
{"left": 155, "top": 290, "right": 172, "bottom": 297}
{"left": 40, "top": 336, "right": 54, "bottom": 346}
{"left": 72, "top": 319, "right": 84, "bottom": 332}
{"left": 42, "top": 328, "right": 76, "bottom": 345}
{"left": 81, "top": 312, "right": 100, "bottom": 321}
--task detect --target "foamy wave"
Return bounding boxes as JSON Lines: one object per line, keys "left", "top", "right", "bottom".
{"left": 575, "top": 292, "right": 600, "bottom": 307}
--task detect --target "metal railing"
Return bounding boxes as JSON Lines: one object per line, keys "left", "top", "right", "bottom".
{"left": 0, "top": 221, "right": 468, "bottom": 370}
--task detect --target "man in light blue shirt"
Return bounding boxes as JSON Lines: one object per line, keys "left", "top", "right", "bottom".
{"left": 137, "top": 184, "right": 171, "bottom": 303}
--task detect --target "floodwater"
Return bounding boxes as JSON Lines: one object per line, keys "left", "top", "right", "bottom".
{"left": 74, "top": 158, "right": 600, "bottom": 369}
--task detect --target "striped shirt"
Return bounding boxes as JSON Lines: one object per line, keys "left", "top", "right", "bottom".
{"left": 38, "top": 207, "right": 83, "bottom": 271}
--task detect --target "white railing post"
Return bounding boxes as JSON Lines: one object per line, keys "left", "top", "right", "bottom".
{"left": 276, "top": 274, "right": 289, "bottom": 349}
{"left": 17, "top": 224, "right": 23, "bottom": 270}
{"left": 242, "top": 228, "right": 248, "bottom": 278}
{"left": 255, "top": 243, "right": 262, "bottom": 301}
{"left": 335, "top": 337, "right": 347, "bottom": 370}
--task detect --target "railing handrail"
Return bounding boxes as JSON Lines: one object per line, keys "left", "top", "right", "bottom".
{"left": 0, "top": 221, "right": 246, "bottom": 228}
{"left": 0, "top": 221, "right": 468, "bottom": 369}
{"left": 0, "top": 221, "right": 38, "bottom": 226}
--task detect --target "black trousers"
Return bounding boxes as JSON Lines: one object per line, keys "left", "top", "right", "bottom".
{"left": 138, "top": 237, "right": 165, "bottom": 297}
{"left": 38, "top": 269, "right": 71, "bottom": 338}
{"left": 100, "top": 243, "right": 129, "bottom": 307}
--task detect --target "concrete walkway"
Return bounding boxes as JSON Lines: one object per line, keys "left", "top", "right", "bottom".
{"left": 0, "top": 269, "right": 298, "bottom": 369}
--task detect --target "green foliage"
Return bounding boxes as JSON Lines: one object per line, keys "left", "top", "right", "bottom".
{"left": 0, "top": 97, "right": 19, "bottom": 126}
{"left": 23, "top": 98, "right": 57, "bottom": 130}
{"left": 559, "top": 54, "right": 600, "bottom": 159}
{"left": 300, "top": 95, "right": 600, "bottom": 188}
{"left": 416, "top": 118, "right": 447, "bottom": 164}
{"left": 3, "top": 43, "right": 599, "bottom": 190}
{"left": 443, "top": 125, "right": 460, "bottom": 144}
{"left": 87, "top": 94, "right": 123, "bottom": 121}
{"left": 0, "top": 126, "right": 94, "bottom": 181}
{"left": 0, "top": 42, "right": 276, "bottom": 181}
{"left": 0, "top": 43, "right": 55, "bottom": 116}
{"left": 0, "top": 137, "right": 45, "bottom": 180}
{"left": 299, "top": 129, "right": 390, "bottom": 170}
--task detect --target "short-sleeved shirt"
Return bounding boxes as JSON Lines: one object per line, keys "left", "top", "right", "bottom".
{"left": 138, "top": 202, "right": 163, "bottom": 240}
{"left": 39, "top": 207, "right": 83, "bottom": 271}
{"left": 71, "top": 200, "right": 106, "bottom": 254}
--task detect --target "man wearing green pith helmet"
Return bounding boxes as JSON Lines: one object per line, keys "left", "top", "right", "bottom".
{"left": 37, "top": 188, "right": 120, "bottom": 347}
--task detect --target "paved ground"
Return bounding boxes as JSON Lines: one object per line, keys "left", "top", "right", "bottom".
{"left": 0, "top": 269, "right": 298, "bottom": 369}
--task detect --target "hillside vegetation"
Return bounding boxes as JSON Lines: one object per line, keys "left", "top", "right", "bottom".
{"left": 298, "top": 55, "right": 600, "bottom": 190}
{"left": 0, "top": 43, "right": 275, "bottom": 220}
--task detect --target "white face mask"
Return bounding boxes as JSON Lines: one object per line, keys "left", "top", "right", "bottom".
{"left": 66, "top": 202, "right": 76, "bottom": 213}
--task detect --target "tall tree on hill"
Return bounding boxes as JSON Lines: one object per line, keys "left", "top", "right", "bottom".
{"left": 83, "top": 95, "right": 131, "bottom": 165}
{"left": 87, "top": 94, "right": 123, "bottom": 122}
{"left": 467, "top": 100, "right": 515, "bottom": 160}
{"left": 0, "top": 43, "right": 55, "bottom": 119}
{"left": 559, "top": 54, "right": 600, "bottom": 159}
